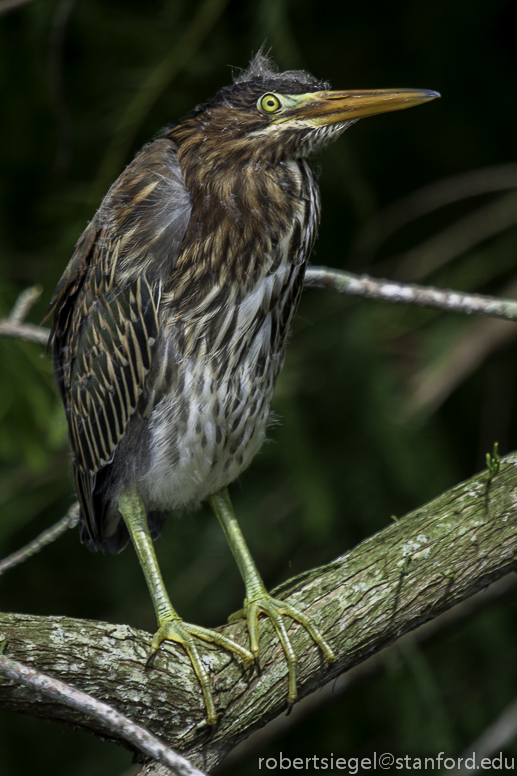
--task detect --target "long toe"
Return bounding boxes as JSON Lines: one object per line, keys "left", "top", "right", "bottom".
{"left": 149, "top": 619, "right": 218, "bottom": 725}
{"left": 238, "top": 594, "right": 335, "bottom": 710}
{"left": 148, "top": 618, "right": 253, "bottom": 726}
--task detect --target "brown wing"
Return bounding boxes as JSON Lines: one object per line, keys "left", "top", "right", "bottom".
{"left": 67, "top": 270, "right": 160, "bottom": 473}
{"left": 47, "top": 137, "right": 192, "bottom": 548}
{"left": 49, "top": 238, "right": 161, "bottom": 545}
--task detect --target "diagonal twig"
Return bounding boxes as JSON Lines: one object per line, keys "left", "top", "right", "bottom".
{"left": 9, "top": 286, "right": 42, "bottom": 324}
{"left": 0, "top": 503, "right": 80, "bottom": 575}
{"left": 0, "top": 648, "right": 207, "bottom": 776}
{"left": 0, "top": 320, "right": 49, "bottom": 344}
{"left": 0, "top": 285, "right": 49, "bottom": 344}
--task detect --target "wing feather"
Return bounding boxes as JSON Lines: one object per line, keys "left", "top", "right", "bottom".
{"left": 47, "top": 136, "right": 192, "bottom": 549}
{"left": 67, "top": 276, "right": 160, "bottom": 474}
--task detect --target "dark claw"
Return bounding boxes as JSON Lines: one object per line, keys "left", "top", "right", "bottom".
{"left": 206, "top": 720, "right": 218, "bottom": 740}
{"left": 286, "top": 701, "right": 294, "bottom": 717}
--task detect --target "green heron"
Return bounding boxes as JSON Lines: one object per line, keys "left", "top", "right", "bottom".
{"left": 47, "top": 53, "right": 438, "bottom": 725}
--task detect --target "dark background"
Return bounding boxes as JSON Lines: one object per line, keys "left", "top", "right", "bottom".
{"left": 1, "top": 0, "right": 517, "bottom": 773}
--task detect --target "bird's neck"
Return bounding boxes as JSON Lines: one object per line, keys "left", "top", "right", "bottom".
{"left": 168, "top": 123, "right": 305, "bottom": 212}
{"left": 170, "top": 131, "right": 310, "bottom": 238}
{"left": 162, "top": 128, "right": 320, "bottom": 309}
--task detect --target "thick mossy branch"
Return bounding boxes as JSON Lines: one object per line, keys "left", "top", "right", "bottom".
{"left": 1, "top": 454, "right": 517, "bottom": 773}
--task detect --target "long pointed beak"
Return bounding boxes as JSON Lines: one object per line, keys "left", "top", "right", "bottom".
{"left": 294, "top": 88, "right": 440, "bottom": 126}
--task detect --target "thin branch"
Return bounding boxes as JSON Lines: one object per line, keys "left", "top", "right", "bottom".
{"left": 9, "top": 285, "right": 42, "bottom": 324}
{"left": 0, "top": 285, "right": 49, "bottom": 344}
{"left": 0, "top": 320, "right": 49, "bottom": 344}
{"left": 0, "top": 649, "right": 207, "bottom": 776}
{"left": 2, "top": 269, "right": 517, "bottom": 350}
{"left": 304, "top": 266, "right": 517, "bottom": 322}
{"left": 0, "top": 503, "right": 80, "bottom": 575}
{"left": 2, "top": 269, "right": 517, "bottom": 353}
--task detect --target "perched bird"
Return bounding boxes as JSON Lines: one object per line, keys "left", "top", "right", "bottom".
{"left": 47, "top": 53, "right": 438, "bottom": 724}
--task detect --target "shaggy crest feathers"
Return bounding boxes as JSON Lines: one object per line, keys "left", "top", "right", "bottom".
{"left": 180, "top": 52, "right": 331, "bottom": 140}
{"left": 232, "top": 50, "right": 330, "bottom": 93}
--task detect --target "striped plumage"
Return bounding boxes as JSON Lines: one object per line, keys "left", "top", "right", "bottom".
{"left": 47, "top": 53, "right": 438, "bottom": 723}
{"left": 48, "top": 56, "right": 332, "bottom": 552}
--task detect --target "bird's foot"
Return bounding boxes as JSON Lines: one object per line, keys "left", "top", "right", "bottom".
{"left": 228, "top": 594, "right": 335, "bottom": 708}
{"left": 147, "top": 618, "right": 254, "bottom": 726}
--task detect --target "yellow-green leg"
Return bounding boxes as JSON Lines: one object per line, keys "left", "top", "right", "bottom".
{"left": 118, "top": 487, "right": 253, "bottom": 726}
{"left": 208, "top": 487, "right": 335, "bottom": 710}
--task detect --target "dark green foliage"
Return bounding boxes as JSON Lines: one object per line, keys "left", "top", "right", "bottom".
{"left": 1, "top": 0, "right": 517, "bottom": 773}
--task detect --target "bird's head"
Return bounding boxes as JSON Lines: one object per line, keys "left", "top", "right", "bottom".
{"left": 170, "top": 53, "right": 439, "bottom": 169}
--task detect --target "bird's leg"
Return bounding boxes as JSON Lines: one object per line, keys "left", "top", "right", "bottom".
{"left": 118, "top": 487, "right": 253, "bottom": 726}
{"left": 208, "top": 487, "right": 335, "bottom": 709}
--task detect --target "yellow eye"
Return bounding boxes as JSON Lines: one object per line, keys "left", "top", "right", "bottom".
{"left": 258, "top": 93, "right": 283, "bottom": 114}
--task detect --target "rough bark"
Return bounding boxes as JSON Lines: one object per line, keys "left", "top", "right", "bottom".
{"left": 1, "top": 453, "right": 517, "bottom": 774}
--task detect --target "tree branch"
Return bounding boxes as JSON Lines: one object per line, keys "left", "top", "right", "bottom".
{"left": 2, "top": 275, "right": 517, "bottom": 772}
{"left": 0, "top": 503, "right": 80, "bottom": 575}
{"left": 0, "top": 285, "right": 49, "bottom": 345}
{"left": 0, "top": 650, "right": 208, "bottom": 776}
{"left": 224, "top": 574, "right": 517, "bottom": 770}
{"left": 1, "top": 453, "right": 516, "bottom": 773}
{"left": 304, "top": 265, "right": 517, "bottom": 321}
{"left": 2, "top": 269, "right": 517, "bottom": 354}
